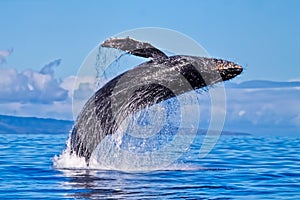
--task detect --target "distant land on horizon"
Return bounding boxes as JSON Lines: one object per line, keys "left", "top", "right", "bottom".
{"left": 0, "top": 114, "right": 73, "bottom": 134}
{"left": 0, "top": 114, "right": 252, "bottom": 136}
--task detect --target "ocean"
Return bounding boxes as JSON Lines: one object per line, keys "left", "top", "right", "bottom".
{"left": 1, "top": 132, "right": 300, "bottom": 199}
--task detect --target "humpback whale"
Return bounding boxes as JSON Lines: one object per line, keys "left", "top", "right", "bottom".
{"left": 70, "top": 37, "right": 243, "bottom": 163}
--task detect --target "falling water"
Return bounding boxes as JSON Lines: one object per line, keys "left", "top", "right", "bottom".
{"left": 94, "top": 46, "right": 124, "bottom": 90}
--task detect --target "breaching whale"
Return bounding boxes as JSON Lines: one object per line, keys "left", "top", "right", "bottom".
{"left": 70, "top": 37, "right": 243, "bottom": 163}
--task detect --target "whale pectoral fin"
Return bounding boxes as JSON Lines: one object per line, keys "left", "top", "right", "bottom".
{"left": 101, "top": 37, "right": 168, "bottom": 59}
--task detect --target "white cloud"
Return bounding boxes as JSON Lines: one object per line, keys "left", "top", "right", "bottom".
{"left": 0, "top": 101, "right": 73, "bottom": 120}
{"left": 60, "top": 75, "right": 96, "bottom": 98}
{"left": 0, "top": 59, "right": 67, "bottom": 104}
{"left": 238, "top": 110, "right": 246, "bottom": 116}
{"left": 0, "top": 54, "right": 104, "bottom": 119}
{"left": 0, "top": 48, "right": 13, "bottom": 65}
{"left": 223, "top": 83, "right": 300, "bottom": 131}
{"left": 0, "top": 58, "right": 76, "bottom": 119}
{"left": 40, "top": 59, "right": 61, "bottom": 76}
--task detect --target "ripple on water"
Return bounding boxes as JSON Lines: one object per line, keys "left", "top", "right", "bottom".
{"left": 1, "top": 133, "right": 300, "bottom": 199}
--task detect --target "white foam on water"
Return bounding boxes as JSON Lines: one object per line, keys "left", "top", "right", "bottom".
{"left": 52, "top": 135, "right": 88, "bottom": 169}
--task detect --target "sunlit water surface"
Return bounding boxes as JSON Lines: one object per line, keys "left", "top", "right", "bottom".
{"left": 1, "top": 133, "right": 300, "bottom": 199}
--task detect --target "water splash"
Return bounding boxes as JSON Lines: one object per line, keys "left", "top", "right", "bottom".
{"left": 87, "top": 93, "right": 199, "bottom": 172}
{"left": 53, "top": 133, "right": 88, "bottom": 169}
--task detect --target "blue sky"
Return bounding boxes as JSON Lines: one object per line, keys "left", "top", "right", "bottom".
{"left": 1, "top": 0, "right": 300, "bottom": 80}
{"left": 0, "top": 0, "right": 299, "bottom": 135}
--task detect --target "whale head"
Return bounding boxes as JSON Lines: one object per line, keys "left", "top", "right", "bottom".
{"left": 208, "top": 58, "right": 243, "bottom": 81}
{"left": 168, "top": 56, "right": 243, "bottom": 89}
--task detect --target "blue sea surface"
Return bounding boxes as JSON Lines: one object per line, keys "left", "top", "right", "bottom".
{"left": 1, "top": 132, "right": 300, "bottom": 199}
